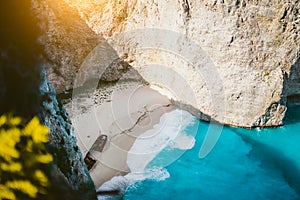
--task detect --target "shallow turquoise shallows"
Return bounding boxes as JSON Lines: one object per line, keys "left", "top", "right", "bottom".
{"left": 124, "top": 105, "right": 300, "bottom": 200}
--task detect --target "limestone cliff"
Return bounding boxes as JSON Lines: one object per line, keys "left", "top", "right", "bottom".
{"left": 0, "top": 1, "right": 96, "bottom": 199}
{"left": 38, "top": 0, "right": 300, "bottom": 127}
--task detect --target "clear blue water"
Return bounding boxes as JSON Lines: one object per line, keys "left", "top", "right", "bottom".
{"left": 124, "top": 105, "right": 300, "bottom": 200}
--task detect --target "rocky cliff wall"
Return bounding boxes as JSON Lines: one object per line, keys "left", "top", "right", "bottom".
{"left": 0, "top": 1, "right": 96, "bottom": 199}
{"left": 32, "top": 0, "right": 102, "bottom": 93}
{"left": 39, "top": 0, "right": 300, "bottom": 127}
{"left": 40, "top": 71, "right": 96, "bottom": 199}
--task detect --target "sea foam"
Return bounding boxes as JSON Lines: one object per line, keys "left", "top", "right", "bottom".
{"left": 127, "top": 109, "right": 196, "bottom": 173}
{"left": 97, "top": 109, "right": 197, "bottom": 199}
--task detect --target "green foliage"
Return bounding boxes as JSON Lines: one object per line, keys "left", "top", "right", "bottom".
{"left": 0, "top": 114, "right": 53, "bottom": 200}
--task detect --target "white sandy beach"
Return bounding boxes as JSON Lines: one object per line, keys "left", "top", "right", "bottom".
{"left": 65, "top": 82, "right": 175, "bottom": 188}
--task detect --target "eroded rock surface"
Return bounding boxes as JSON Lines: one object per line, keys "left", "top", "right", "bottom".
{"left": 38, "top": 0, "right": 300, "bottom": 127}
{"left": 0, "top": 1, "right": 97, "bottom": 199}
{"left": 40, "top": 70, "right": 96, "bottom": 199}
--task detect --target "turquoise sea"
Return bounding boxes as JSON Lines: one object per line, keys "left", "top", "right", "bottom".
{"left": 123, "top": 104, "right": 300, "bottom": 200}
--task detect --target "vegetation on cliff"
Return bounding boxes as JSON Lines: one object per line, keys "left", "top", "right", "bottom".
{"left": 0, "top": 114, "right": 52, "bottom": 200}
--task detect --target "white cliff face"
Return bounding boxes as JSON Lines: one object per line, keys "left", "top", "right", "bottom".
{"left": 41, "top": 0, "right": 299, "bottom": 127}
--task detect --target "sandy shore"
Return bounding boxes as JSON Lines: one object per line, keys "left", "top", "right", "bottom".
{"left": 65, "top": 81, "right": 175, "bottom": 188}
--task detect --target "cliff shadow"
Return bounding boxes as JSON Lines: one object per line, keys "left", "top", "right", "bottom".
{"left": 0, "top": 1, "right": 43, "bottom": 118}
{"left": 240, "top": 134, "right": 300, "bottom": 196}
{"left": 284, "top": 57, "right": 300, "bottom": 125}
{"left": 57, "top": 37, "right": 146, "bottom": 103}
{"left": 283, "top": 103, "right": 300, "bottom": 125}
